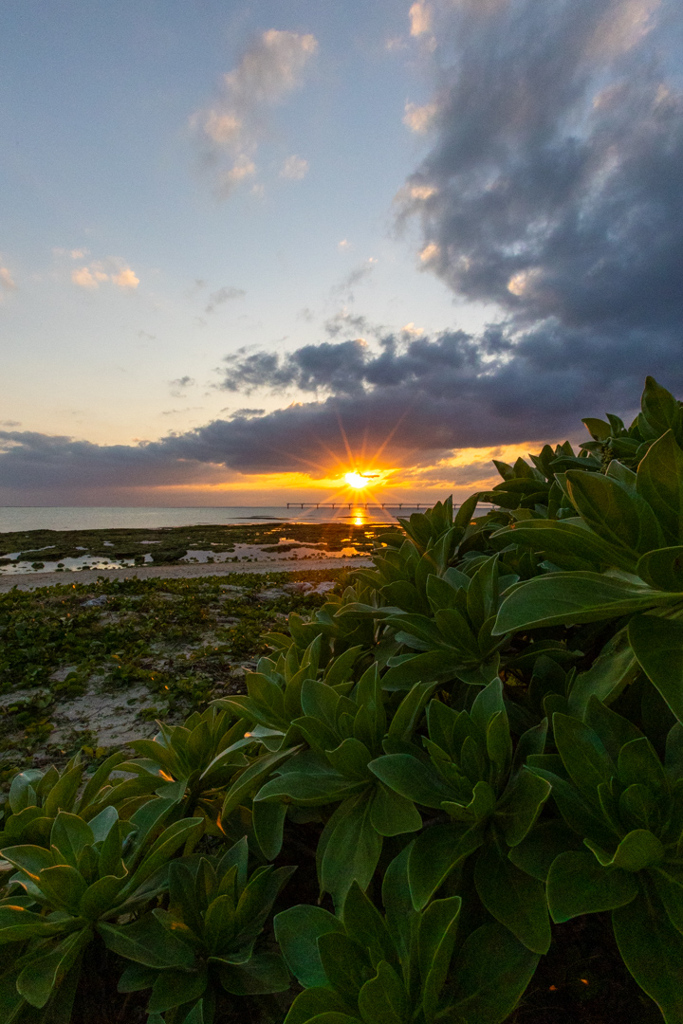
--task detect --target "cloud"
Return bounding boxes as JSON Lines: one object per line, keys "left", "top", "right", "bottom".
{"left": 332, "top": 258, "right": 378, "bottom": 302}
{"left": 2, "top": 317, "right": 680, "bottom": 497}
{"left": 338, "top": 239, "right": 351, "bottom": 250}
{"left": 323, "top": 310, "right": 372, "bottom": 337}
{"left": 71, "top": 260, "right": 139, "bottom": 290}
{"left": 170, "top": 376, "right": 195, "bottom": 389}
{"left": 409, "top": 2, "right": 432, "bottom": 37}
{"left": 0, "top": 267, "right": 16, "bottom": 293}
{"left": 396, "top": 0, "right": 683, "bottom": 346}
{"left": 112, "top": 267, "right": 139, "bottom": 289}
{"left": 71, "top": 266, "right": 108, "bottom": 289}
{"left": 228, "top": 408, "right": 265, "bottom": 419}
{"left": 403, "top": 101, "right": 438, "bottom": 133}
{"left": 191, "top": 29, "right": 317, "bottom": 198}
{"left": 280, "top": 155, "right": 309, "bottom": 180}
{"left": 205, "top": 285, "right": 246, "bottom": 314}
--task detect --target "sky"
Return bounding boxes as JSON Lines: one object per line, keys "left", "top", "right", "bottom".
{"left": 1, "top": 0, "right": 682, "bottom": 507}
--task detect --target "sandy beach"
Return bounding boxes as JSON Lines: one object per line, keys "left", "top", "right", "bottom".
{"left": 0, "top": 554, "right": 374, "bottom": 593}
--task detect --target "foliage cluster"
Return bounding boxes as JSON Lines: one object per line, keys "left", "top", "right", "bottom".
{"left": 2, "top": 376, "right": 683, "bottom": 1023}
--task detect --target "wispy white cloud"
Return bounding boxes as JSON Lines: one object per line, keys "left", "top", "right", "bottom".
{"left": 71, "top": 265, "right": 108, "bottom": 289}
{"left": 0, "top": 266, "right": 17, "bottom": 293}
{"left": 112, "top": 267, "right": 139, "bottom": 289}
{"left": 191, "top": 29, "right": 317, "bottom": 198}
{"left": 71, "top": 259, "right": 139, "bottom": 290}
{"left": 403, "top": 100, "right": 438, "bottom": 133}
{"left": 279, "top": 154, "right": 309, "bottom": 180}
{"left": 409, "top": 1, "right": 432, "bottom": 36}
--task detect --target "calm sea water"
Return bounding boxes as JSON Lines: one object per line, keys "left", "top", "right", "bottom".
{"left": 0, "top": 505, "right": 436, "bottom": 534}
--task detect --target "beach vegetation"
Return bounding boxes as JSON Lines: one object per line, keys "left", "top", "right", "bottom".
{"left": 0, "top": 376, "right": 682, "bottom": 1021}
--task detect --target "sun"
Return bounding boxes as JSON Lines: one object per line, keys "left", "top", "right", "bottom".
{"left": 345, "top": 471, "right": 370, "bottom": 489}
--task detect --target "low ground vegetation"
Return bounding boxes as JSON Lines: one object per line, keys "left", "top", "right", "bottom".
{"left": 1, "top": 376, "right": 683, "bottom": 1023}
{"left": 0, "top": 523, "right": 384, "bottom": 571}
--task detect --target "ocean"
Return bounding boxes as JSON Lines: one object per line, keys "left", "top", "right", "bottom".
{"left": 0, "top": 505, "right": 436, "bottom": 534}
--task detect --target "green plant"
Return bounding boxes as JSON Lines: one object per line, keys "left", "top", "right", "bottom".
{"left": 275, "top": 854, "right": 538, "bottom": 1024}
{"left": 100, "top": 837, "right": 293, "bottom": 1024}
{"left": 0, "top": 751, "right": 156, "bottom": 848}
{"left": 0, "top": 804, "right": 201, "bottom": 1020}
{"left": 368, "top": 679, "right": 552, "bottom": 954}
{"left": 525, "top": 701, "right": 683, "bottom": 1021}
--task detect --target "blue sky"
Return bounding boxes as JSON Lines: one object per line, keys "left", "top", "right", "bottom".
{"left": 1, "top": 0, "right": 682, "bottom": 505}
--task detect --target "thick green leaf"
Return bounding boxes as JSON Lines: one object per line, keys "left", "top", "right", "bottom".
{"left": 148, "top": 966, "right": 207, "bottom": 1012}
{"left": 369, "top": 783, "right": 422, "bottom": 838}
{"left": 317, "top": 931, "right": 372, "bottom": 1003}
{"left": 17, "top": 929, "right": 90, "bottom": 1009}
{"left": 43, "top": 766, "right": 83, "bottom": 818}
{"left": 552, "top": 714, "right": 614, "bottom": 803}
{"left": 613, "top": 883, "right": 683, "bottom": 1023}
{"left": 0, "top": 905, "right": 66, "bottom": 944}
{"left": 357, "top": 961, "right": 406, "bottom": 1024}
{"left": 652, "top": 866, "right": 683, "bottom": 934}
{"left": 450, "top": 923, "right": 539, "bottom": 1024}
{"left": 641, "top": 376, "right": 682, "bottom": 438}
{"left": 408, "top": 822, "right": 483, "bottom": 911}
{"left": 637, "top": 547, "right": 683, "bottom": 592}
{"left": 474, "top": 842, "right": 551, "bottom": 954}
{"left": 494, "top": 573, "right": 673, "bottom": 634}
{"left": 629, "top": 615, "right": 683, "bottom": 723}
{"left": 221, "top": 747, "right": 296, "bottom": 818}
{"left": 367, "top": 755, "right": 451, "bottom": 810}
{"left": 257, "top": 765, "right": 365, "bottom": 807}
{"left": 98, "top": 915, "right": 195, "bottom": 969}
{"left": 50, "top": 813, "right": 94, "bottom": 868}
{"left": 252, "top": 799, "right": 287, "bottom": 860}
{"left": 637, "top": 430, "right": 683, "bottom": 544}
{"left": 216, "top": 952, "right": 290, "bottom": 995}
{"left": 274, "top": 904, "right": 343, "bottom": 988}
{"left": 495, "top": 770, "right": 551, "bottom": 848}
{"left": 568, "top": 627, "right": 639, "bottom": 716}
{"left": 1, "top": 844, "right": 54, "bottom": 882}
{"left": 508, "top": 820, "right": 582, "bottom": 882}
{"left": 123, "top": 817, "right": 202, "bottom": 894}
{"left": 284, "top": 988, "right": 358, "bottom": 1024}
{"left": 342, "top": 882, "right": 398, "bottom": 973}
{"left": 38, "top": 865, "right": 87, "bottom": 914}
{"left": 492, "top": 519, "right": 637, "bottom": 573}
{"left": 318, "top": 793, "right": 383, "bottom": 907}
{"left": 380, "top": 651, "right": 459, "bottom": 691}
{"left": 609, "top": 830, "right": 665, "bottom": 872}
{"left": 547, "top": 852, "right": 638, "bottom": 922}
{"left": 381, "top": 846, "right": 415, "bottom": 964}
{"left": 565, "top": 470, "right": 664, "bottom": 555}
{"left": 418, "top": 895, "right": 461, "bottom": 1019}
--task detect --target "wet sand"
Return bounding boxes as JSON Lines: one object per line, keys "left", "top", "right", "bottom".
{"left": 0, "top": 555, "right": 373, "bottom": 593}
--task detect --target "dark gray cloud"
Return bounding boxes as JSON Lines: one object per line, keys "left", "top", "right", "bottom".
{"left": 205, "top": 286, "right": 246, "bottom": 314}
{"left": 3, "top": 320, "right": 680, "bottom": 497}
{"left": 399, "top": 0, "right": 683, "bottom": 339}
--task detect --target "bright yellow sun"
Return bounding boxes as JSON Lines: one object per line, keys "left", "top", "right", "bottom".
{"left": 345, "top": 471, "right": 370, "bottom": 489}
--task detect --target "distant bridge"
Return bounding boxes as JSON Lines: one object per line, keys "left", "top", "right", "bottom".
{"left": 285, "top": 501, "right": 496, "bottom": 511}
{"left": 287, "top": 502, "right": 435, "bottom": 510}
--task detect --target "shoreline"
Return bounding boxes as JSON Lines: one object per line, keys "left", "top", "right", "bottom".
{"left": 0, "top": 555, "right": 374, "bottom": 593}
